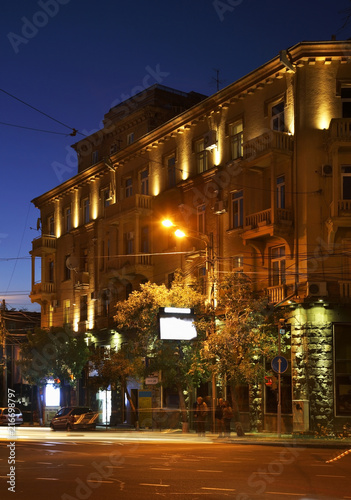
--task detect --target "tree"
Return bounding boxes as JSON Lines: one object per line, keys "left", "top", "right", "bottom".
{"left": 202, "top": 272, "right": 279, "bottom": 431}
{"left": 17, "top": 327, "right": 90, "bottom": 423}
{"left": 113, "top": 272, "right": 211, "bottom": 428}
{"left": 89, "top": 344, "right": 145, "bottom": 424}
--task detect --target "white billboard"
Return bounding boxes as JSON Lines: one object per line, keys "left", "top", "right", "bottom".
{"left": 159, "top": 307, "right": 197, "bottom": 340}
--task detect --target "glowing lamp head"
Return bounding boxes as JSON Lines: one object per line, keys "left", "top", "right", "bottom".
{"left": 175, "top": 228, "right": 186, "bottom": 238}
{"left": 162, "top": 219, "right": 174, "bottom": 228}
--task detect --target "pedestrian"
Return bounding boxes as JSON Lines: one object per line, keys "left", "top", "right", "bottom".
{"left": 194, "top": 396, "right": 208, "bottom": 436}
{"left": 215, "top": 398, "right": 225, "bottom": 437}
{"left": 222, "top": 400, "right": 233, "bottom": 437}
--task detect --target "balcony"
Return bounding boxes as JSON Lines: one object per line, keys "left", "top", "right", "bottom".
{"left": 328, "top": 118, "right": 351, "bottom": 144}
{"left": 339, "top": 280, "right": 351, "bottom": 299}
{"left": 243, "top": 131, "right": 294, "bottom": 166}
{"left": 267, "top": 284, "right": 287, "bottom": 304}
{"left": 30, "top": 281, "right": 56, "bottom": 304}
{"left": 242, "top": 207, "right": 293, "bottom": 242}
{"left": 103, "top": 254, "right": 153, "bottom": 281}
{"left": 31, "top": 235, "right": 56, "bottom": 255}
{"left": 104, "top": 194, "right": 152, "bottom": 219}
{"left": 338, "top": 200, "right": 351, "bottom": 216}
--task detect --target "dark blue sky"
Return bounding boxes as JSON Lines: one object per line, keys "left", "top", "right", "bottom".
{"left": 1, "top": 0, "right": 350, "bottom": 310}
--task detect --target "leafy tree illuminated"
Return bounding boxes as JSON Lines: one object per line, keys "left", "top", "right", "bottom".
{"left": 113, "top": 273, "right": 211, "bottom": 426}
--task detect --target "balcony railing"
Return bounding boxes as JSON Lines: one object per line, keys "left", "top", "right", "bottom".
{"left": 268, "top": 284, "right": 287, "bottom": 304}
{"left": 32, "top": 235, "right": 56, "bottom": 252}
{"left": 243, "top": 131, "right": 294, "bottom": 161}
{"left": 338, "top": 200, "right": 351, "bottom": 215}
{"left": 339, "top": 280, "right": 351, "bottom": 298}
{"left": 31, "top": 282, "right": 56, "bottom": 295}
{"left": 105, "top": 194, "right": 152, "bottom": 218}
{"left": 329, "top": 118, "right": 351, "bottom": 141}
{"left": 245, "top": 208, "right": 293, "bottom": 229}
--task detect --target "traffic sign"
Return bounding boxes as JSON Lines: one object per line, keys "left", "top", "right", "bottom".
{"left": 271, "top": 355, "right": 288, "bottom": 374}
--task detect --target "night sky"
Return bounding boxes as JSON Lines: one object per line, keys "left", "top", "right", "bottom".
{"left": 1, "top": 0, "right": 350, "bottom": 311}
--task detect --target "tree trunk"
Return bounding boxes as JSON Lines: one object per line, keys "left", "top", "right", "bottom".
{"left": 177, "top": 384, "right": 188, "bottom": 432}
{"left": 230, "top": 383, "right": 245, "bottom": 436}
{"left": 37, "top": 385, "right": 43, "bottom": 426}
{"left": 124, "top": 385, "right": 138, "bottom": 428}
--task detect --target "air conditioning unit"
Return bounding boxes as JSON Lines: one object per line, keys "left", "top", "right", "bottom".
{"left": 322, "top": 164, "right": 332, "bottom": 176}
{"left": 307, "top": 282, "right": 328, "bottom": 297}
{"left": 203, "top": 130, "right": 217, "bottom": 150}
{"left": 213, "top": 200, "right": 226, "bottom": 214}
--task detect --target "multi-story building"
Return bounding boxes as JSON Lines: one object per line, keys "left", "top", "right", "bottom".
{"left": 30, "top": 40, "right": 351, "bottom": 433}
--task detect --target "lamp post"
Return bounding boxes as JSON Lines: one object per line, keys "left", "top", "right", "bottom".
{"left": 161, "top": 219, "right": 216, "bottom": 432}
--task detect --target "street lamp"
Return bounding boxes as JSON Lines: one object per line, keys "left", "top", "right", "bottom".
{"left": 161, "top": 219, "right": 212, "bottom": 276}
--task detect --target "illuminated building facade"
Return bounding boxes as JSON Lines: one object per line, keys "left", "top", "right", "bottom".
{"left": 30, "top": 41, "right": 351, "bottom": 432}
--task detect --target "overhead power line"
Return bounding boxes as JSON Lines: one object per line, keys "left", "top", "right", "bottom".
{"left": 0, "top": 121, "right": 70, "bottom": 136}
{"left": 0, "top": 88, "right": 83, "bottom": 137}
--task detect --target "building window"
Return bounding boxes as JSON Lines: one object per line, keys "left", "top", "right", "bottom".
{"left": 167, "top": 272, "right": 175, "bottom": 288}
{"left": 141, "top": 168, "right": 149, "bottom": 195}
{"left": 342, "top": 166, "right": 351, "bottom": 200}
{"left": 341, "top": 87, "right": 351, "bottom": 118}
{"left": 65, "top": 207, "right": 71, "bottom": 233}
{"left": 276, "top": 175, "right": 285, "bottom": 209}
{"left": 80, "top": 295, "right": 87, "bottom": 322}
{"left": 92, "top": 150, "right": 99, "bottom": 164}
{"left": 195, "top": 139, "right": 208, "bottom": 173}
{"left": 125, "top": 177, "right": 133, "bottom": 198}
{"left": 63, "top": 299, "right": 70, "bottom": 325}
{"left": 229, "top": 120, "right": 243, "bottom": 160}
{"left": 82, "top": 248, "right": 88, "bottom": 272}
{"left": 271, "top": 101, "right": 285, "bottom": 131}
{"left": 231, "top": 190, "right": 243, "bottom": 228}
{"left": 102, "top": 187, "right": 111, "bottom": 207}
{"left": 125, "top": 282, "right": 133, "bottom": 299}
{"left": 48, "top": 260, "right": 54, "bottom": 283}
{"left": 141, "top": 226, "right": 149, "bottom": 253}
{"left": 270, "top": 246, "right": 286, "bottom": 286}
{"left": 167, "top": 154, "right": 176, "bottom": 188}
{"left": 125, "top": 231, "right": 134, "bottom": 255}
{"left": 110, "top": 143, "right": 118, "bottom": 154}
{"left": 48, "top": 215, "right": 54, "bottom": 236}
{"left": 64, "top": 255, "right": 71, "bottom": 281}
{"left": 82, "top": 198, "right": 90, "bottom": 224}
{"left": 127, "top": 132, "right": 134, "bottom": 145}
{"left": 334, "top": 323, "right": 351, "bottom": 416}
{"left": 232, "top": 255, "right": 244, "bottom": 272}
{"left": 197, "top": 204, "right": 205, "bottom": 235}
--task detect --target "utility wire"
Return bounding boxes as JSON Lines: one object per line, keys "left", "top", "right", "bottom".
{"left": 0, "top": 88, "right": 83, "bottom": 137}
{"left": 0, "top": 121, "right": 70, "bottom": 136}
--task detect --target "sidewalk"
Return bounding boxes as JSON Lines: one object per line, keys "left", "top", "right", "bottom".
{"left": 96, "top": 426, "right": 351, "bottom": 449}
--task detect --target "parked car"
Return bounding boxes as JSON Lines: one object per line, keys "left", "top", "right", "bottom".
{"left": 50, "top": 406, "right": 98, "bottom": 430}
{"left": 0, "top": 407, "right": 23, "bottom": 426}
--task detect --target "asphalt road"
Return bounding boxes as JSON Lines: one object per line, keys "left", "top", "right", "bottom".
{"left": 0, "top": 429, "right": 350, "bottom": 499}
